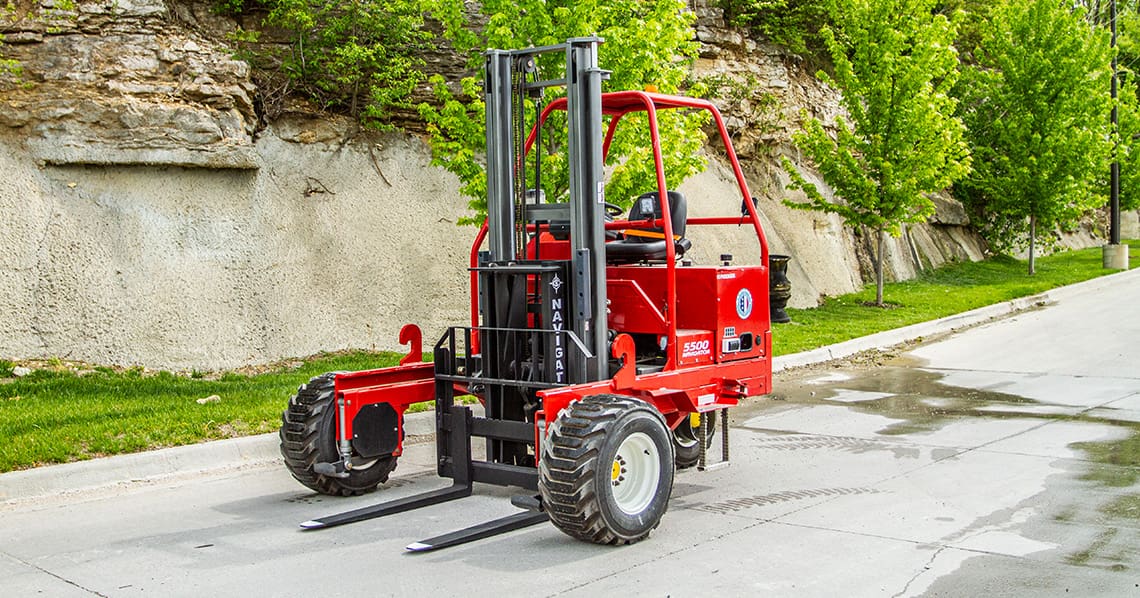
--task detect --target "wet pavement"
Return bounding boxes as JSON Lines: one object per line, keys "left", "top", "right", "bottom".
{"left": 735, "top": 361, "right": 1139, "bottom": 596}
{"left": 1, "top": 271, "right": 1139, "bottom": 596}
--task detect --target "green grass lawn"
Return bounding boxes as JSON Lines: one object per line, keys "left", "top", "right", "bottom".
{"left": 0, "top": 351, "right": 404, "bottom": 473}
{"left": 774, "top": 240, "right": 1140, "bottom": 356}
{"left": 0, "top": 240, "right": 1136, "bottom": 473}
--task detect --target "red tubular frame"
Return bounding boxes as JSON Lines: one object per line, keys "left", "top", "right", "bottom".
{"left": 336, "top": 90, "right": 773, "bottom": 462}
{"left": 469, "top": 223, "right": 489, "bottom": 355}
{"left": 523, "top": 90, "right": 770, "bottom": 370}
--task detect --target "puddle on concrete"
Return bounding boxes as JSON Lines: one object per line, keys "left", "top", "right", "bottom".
{"left": 753, "top": 361, "right": 1140, "bottom": 575}
{"left": 768, "top": 364, "right": 1140, "bottom": 443}
{"left": 1086, "top": 406, "right": 1140, "bottom": 424}
{"left": 975, "top": 404, "right": 1081, "bottom": 416}
{"left": 825, "top": 389, "right": 894, "bottom": 403}
{"left": 766, "top": 365, "right": 1044, "bottom": 438}
{"left": 1073, "top": 432, "right": 1140, "bottom": 488}
{"left": 952, "top": 529, "right": 1059, "bottom": 557}
{"left": 803, "top": 371, "right": 853, "bottom": 385}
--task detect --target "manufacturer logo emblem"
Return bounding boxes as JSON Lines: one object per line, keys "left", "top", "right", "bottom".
{"left": 736, "top": 288, "right": 753, "bottom": 319}
{"left": 550, "top": 274, "right": 562, "bottom": 293}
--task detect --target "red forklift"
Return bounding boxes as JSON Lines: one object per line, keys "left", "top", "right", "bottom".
{"left": 279, "top": 37, "right": 773, "bottom": 550}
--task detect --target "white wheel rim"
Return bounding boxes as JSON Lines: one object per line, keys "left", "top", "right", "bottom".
{"left": 610, "top": 432, "right": 661, "bottom": 515}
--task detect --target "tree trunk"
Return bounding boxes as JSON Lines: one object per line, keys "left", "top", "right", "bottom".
{"left": 1028, "top": 214, "right": 1036, "bottom": 275}
{"left": 876, "top": 225, "right": 885, "bottom": 306}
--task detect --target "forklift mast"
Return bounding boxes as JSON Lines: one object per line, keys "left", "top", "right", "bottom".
{"left": 482, "top": 37, "right": 608, "bottom": 383}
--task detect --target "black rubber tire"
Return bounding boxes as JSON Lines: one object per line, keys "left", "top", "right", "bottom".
{"left": 279, "top": 373, "right": 397, "bottom": 496}
{"left": 673, "top": 411, "right": 717, "bottom": 469}
{"left": 539, "top": 394, "right": 675, "bottom": 545}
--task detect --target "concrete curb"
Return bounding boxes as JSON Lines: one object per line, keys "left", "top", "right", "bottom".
{"left": 0, "top": 403, "right": 446, "bottom": 506}
{"left": 3, "top": 267, "right": 1136, "bottom": 505}
{"left": 0, "top": 433, "right": 282, "bottom": 504}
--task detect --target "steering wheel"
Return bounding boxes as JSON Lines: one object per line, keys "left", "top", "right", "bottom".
{"left": 604, "top": 202, "right": 624, "bottom": 219}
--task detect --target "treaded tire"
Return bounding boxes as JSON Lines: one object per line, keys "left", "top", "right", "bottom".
{"left": 673, "top": 411, "right": 716, "bottom": 469}
{"left": 279, "top": 373, "right": 397, "bottom": 496}
{"left": 539, "top": 394, "right": 674, "bottom": 545}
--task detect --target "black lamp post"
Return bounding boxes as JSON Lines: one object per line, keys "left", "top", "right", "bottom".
{"left": 1105, "top": 0, "right": 1130, "bottom": 269}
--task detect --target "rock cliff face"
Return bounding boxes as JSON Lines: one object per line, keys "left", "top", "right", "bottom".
{"left": 1, "top": 0, "right": 257, "bottom": 168}
{"left": 0, "top": 0, "right": 1129, "bottom": 368}
{"left": 1, "top": 1, "right": 473, "bottom": 368}
{"left": 0, "top": 120, "right": 475, "bottom": 369}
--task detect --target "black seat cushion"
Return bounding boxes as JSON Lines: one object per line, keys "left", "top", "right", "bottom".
{"left": 606, "top": 191, "right": 689, "bottom": 264}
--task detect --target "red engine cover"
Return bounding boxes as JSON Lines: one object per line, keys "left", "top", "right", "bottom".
{"left": 606, "top": 264, "right": 770, "bottom": 365}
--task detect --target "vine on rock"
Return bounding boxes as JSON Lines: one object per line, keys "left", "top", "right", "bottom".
{"left": 219, "top": 0, "right": 430, "bottom": 130}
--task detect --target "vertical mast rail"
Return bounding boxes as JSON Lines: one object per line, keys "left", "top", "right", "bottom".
{"left": 565, "top": 38, "right": 608, "bottom": 382}
{"left": 485, "top": 51, "right": 516, "bottom": 262}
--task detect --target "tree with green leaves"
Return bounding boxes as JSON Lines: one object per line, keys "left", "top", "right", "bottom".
{"left": 419, "top": 0, "right": 708, "bottom": 223}
{"left": 953, "top": 0, "right": 1112, "bottom": 274}
{"left": 1116, "top": 72, "right": 1140, "bottom": 212}
{"left": 719, "top": 0, "right": 831, "bottom": 57}
{"left": 223, "top": 0, "right": 430, "bottom": 130}
{"left": 782, "top": 0, "right": 970, "bottom": 305}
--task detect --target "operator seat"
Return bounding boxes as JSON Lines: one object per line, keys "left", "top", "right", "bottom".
{"left": 605, "top": 191, "right": 691, "bottom": 264}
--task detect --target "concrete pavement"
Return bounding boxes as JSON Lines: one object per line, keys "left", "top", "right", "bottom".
{"left": 1, "top": 268, "right": 1138, "bottom": 596}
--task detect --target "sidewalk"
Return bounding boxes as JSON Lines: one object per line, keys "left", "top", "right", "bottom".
{"left": 3, "top": 267, "right": 1136, "bottom": 505}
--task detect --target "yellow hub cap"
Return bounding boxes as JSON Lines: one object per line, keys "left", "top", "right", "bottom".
{"left": 612, "top": 459, "right": 621, "bottom": 482}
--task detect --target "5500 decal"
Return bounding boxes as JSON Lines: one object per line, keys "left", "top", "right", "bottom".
{"left": 682, "top": 339, "right": 711, "bottom": 358}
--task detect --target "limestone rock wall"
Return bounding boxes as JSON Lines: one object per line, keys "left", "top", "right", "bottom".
{"left": 1, "top": 0, "right": 257, "bottom": 168}
{"left": 0, "top": 121, "right": 474, "bottom": 369}
{"left": 0, "top": 1, "right": 473, "bottom": 368}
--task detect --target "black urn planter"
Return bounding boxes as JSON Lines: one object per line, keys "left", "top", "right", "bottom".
{"left": 768, "top": 254, "right": 792, "bottom": 324}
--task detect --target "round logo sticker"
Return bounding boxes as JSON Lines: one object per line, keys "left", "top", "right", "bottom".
{"left": 735, "top": 288, "right": 753, "bottom": 319}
